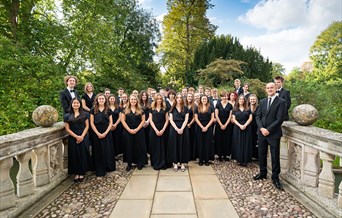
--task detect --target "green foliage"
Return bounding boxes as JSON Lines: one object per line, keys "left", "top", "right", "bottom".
{"left": 197, "top": 58, "right": 246, "bottom": 87}
{"left": 158, "top": 0, "right": 217, "bottom": 89}
{"left": 0, "top": 0, "right": 160, "bottom": 135}
{"left": 190, "top": 35, "right": 273, "bottom": 86}
{"left": 309, "top": 21, "right": 342, "bottom": 81}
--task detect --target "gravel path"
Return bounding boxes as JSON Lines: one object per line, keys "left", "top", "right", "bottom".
{"left": 212, "top": 159, "right": 317, "bottom": 218}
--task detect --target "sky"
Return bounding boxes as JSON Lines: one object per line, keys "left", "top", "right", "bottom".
{"left": 137, "top": 0, "right": 341, "bottom": 73}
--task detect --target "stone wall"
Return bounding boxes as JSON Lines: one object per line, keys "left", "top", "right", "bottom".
{"left": 0, "top": 122, "right": 68, "bottom": 217}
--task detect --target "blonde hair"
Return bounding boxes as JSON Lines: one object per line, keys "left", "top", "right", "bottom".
{"left": 63, "top": 75, "right": 78, "bottom": 85}
{"left": 84, "top": 82, "right": 94, "bottom": 93}
{"left": 124, "top": 94, "right": 143, "bottom": 115}
{"left": 151, "top": 93, "right": 166, "bottom": 110}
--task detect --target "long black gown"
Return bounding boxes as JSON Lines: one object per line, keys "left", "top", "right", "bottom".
{"left": 90, "top": 108, "right": 116, "bottom": 176}
{"left": 64, "top": 113, "right": 92, "bottom": 175}
{"left": 251, "top": 107, "right": 259, "bottom": 159}
{"left": 149, "top": 109, "right": 167, "bottom": 170}
{"left": 142, "top": 107, "right": 151, "bottom": 153}
{"left": 111, "top": 107, "right": 123, "bottom": 156}
{"left": 232, "top": 109, "right": 252, "bottom": 165}
{"left": 123, "top": 112, "right": 148, "bottom": 168}
{"left": 167, "top": 106, "right": 190, "bottom": 164}
{"left": 214, "top": 102, "right": 233, "bottom": 159}
{"left": 187, "top": 106, "right": 196, "bottom": 160}
{"left": 195, "top": 106, "right": 214, "bottom": 163}
{"left": 82, "top": 93, "right": 95, "bottom": 110}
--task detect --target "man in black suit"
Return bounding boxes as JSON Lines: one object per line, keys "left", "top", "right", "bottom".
{"left": 274, "top": 76, "right": 291, "bottom": 121}
{"left": 253, "top": 82, "right": 286, "bottom": 190}
{"left": 59, "top": 75, "right": 80, "bottom": 116}
{"left": 234, "top": 79, "right": 244, "bottom": 96}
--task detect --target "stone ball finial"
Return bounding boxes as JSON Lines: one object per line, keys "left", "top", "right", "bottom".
{"left": 32, "top": 105, "right": 59, "bottom": 127}
{"left": 292, "top": 104, "right": 318, "bottom": 126}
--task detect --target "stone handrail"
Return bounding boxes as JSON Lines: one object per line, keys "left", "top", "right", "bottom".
{"left": 0, "top": 122, "right": 68, "bottom": 217}
{"left": 279, "top": 121, "right": 342, "bottom": 217}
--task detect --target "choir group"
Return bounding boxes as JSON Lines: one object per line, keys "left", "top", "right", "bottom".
{"left": 60, "top": 75, "right": 290, "bottom": 190}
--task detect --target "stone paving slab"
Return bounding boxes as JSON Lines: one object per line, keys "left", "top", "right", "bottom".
{"left": 109, "top": 199, "right": 152, "bottom": 218}
{"left": 120, "top": 175, "right": 157, "bottom": 199}
{"left": 159, "top": 168, "right": 189, "bottom": 176}
{"left": 156, "top": 175, "right": 192, "bottom": 192}
{"left": 151, "top": 215, "right": 198, "bottom": 218}
{"left": 190, "top": 174, "right": 228, "bottom": 199}
{"left": 188, "top": 164, "right": 215, "bottom": 175}
{"left": 151, "top": 192, "right": 197, "bottom": 215}
{"left": 196, "top": 199, "right": 239, "bottom": 218}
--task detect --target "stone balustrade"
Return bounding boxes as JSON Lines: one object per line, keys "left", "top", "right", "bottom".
{"left": 279, "top": 121, "right": 342, "bottom": 217}
{"left": 0, "top": 122, "right": 68, "bottom": 217}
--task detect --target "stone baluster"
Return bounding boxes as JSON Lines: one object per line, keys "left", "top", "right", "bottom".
{"left": 63, "top": 138, "right": 68, "bottom": 170}
{"left": 338, "top": 181, "right": 342, "bottom": 208}
{"left": 0, "top": 158, "right": 16, "bottom": 210}
{"left": 318, "top": 151, "right": 335, "bottom": 198}
{"left": 279, "top": 137, "right": 289, "bottom": 173}
{"left": 32, "top": 145, "right": 50, "bottom": 187}
{"left": 302, "top": 146, "right": 319, "bottom": 187}
{"left": 16, "top": 152, "right": 34, "bottom": 197}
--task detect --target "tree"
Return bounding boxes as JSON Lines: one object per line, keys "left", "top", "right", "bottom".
{"left": 271, "top": 62, "right": 285, "bottom": 78}
{"left": 309, "top": 21, "right": 342, "bottom": 81}
{"left": 197, "top": 58, "right": 245, "bottom": 87}
{"left": 158, "top": 0, "right": 217, "bottom": 89}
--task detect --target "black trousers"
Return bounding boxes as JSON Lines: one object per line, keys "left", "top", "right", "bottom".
{"left": 258, "top": 136, "right": 281, "bottom": 182}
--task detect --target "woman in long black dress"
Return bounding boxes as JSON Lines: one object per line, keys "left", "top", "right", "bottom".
{"left": 139, "top": 90, "right": 151, "bottom": 153}
{"left": 166, "top": 89, "right": 176, "bottom": 112}
{"left": 168, "top": 93, "right": 190, "bottom": 172}
{"left": 109, "top": 94, "right": 123, "bottom": 157}
{"left": 248, "top": 94, "right": 259, "bottom": 160}
{"left": 90, "top": 93, "right": 115, "bottom": 176}
{"left": 149, "top": 93, "right": 169, "bottom": 170}
{"left": 231, "top": 95, "right": 253, "bottom": 166}
{"left": 195, "top": 95, "right": 215, "bottom": 166}
{"left": 121, "top": 94, "right": 148, "bottom": 171}
{"left": 185, "top": 93, "right": 196, "bottom": 160}
{"left": 64, "top": 98, "right": 91, "bottom": 182}
{"left": 82, "top": 82, "right": 95, "bottom": 112}
{"left": 214, "top": 91, "right": 233, "bottom": 161}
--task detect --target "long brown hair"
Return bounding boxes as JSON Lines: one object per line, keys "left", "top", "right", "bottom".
{"left": 93, "top": 93, "right": 109, "bottom": 114}
{"left": 198, "top": 95, "right": 210, "bottom": 113}
{"left": 185, "top": 93, "right": 195, "bottom": 113}
{"left": 233, "top": 95, "right": 248, "bottom": 111}
{"left": 170, "top": 93, "right": 184, "bottom": 112}
{"left": 139, "top": 90, "right": 151, "bottom": 109}
{"left": 108, "top": 94, "right": 118, "bottom": 109}
{"left": 124, "top": 94, "right": 143, "bottom": 115}
{"left": 151, "top": 93, "right": 166, "bottom": 110}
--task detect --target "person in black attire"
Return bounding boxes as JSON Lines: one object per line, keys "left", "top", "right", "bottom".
{"left": 64, "top": 98, "right": 91, "bottom": 182}
{"left": 81, "top": 82, "right": 95, "bottom": 113}
{"left": 90, "top": 93, "right": 115, "bottom": 176}
{"left": 274, "top": 76, "right": 291, "bottom": 121}
{"left": 234, "top": 79, "right": 244, "bottom": 96}
{"left": 231, "top": 95, "right": 253, "bottom": 166}
{"left": 248, "top": 94, "right": 259, "bottom": 160}
{"left": 214, "top": 91, "right": 232, "bottom": 161}
{"left": 195, "top": 95, "right": 215, "bottom": 166}
{"left": 149, "top": 93, "right": 169, "bottom": 170}
{"left": 253, "top": 83, "right": 286, "bottom": 191}
{"left": 139, "top": 90, "right": 151, "bottom": 153}
{"left": 60, "top": 75, "right": 80, "bottom": 116}
{"left": 108, "top": 94, "right": 123, "bottom": 157}
{"left": 185, "top": 93, "right": 196, "bottom": 160}
{"left": 121, "top": 94, "right": 148, "bottom": 171}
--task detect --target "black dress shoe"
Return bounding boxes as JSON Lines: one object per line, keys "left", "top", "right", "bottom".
{"left": 253, "top": 173, "right": 267, "bottom": 180}
{"left": 273, "top": 180, "right": 284, "bottom": 190}
{"left": 199, "top": 162, "right": 203, "bottom": 166}
{"left": 218, "top": 157, "right": 223, "bottom": 162}
{"left": 205, "top": 162, "right": 209, "bottom": 166}
{"left": 137, "top": 166, "right": 143, "bottom": 170}
{"left": 126, "top": 166, "right": 132, "bottom": 171}
{"left": 224, "top": 156, "right": 230, "bottom": 161}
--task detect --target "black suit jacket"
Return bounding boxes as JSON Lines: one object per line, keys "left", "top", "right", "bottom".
{"left": 256, "top": 96, "right": 286, "bottom": 139}
{"left": 60, "top": 88, "right": 80, "bottom": 115}
{"left": 278, "top": 88, "right": 291, "bottom": 121}
{"left": 235, "top": 87, "right": 243, "bottom": 96}
{"left": 209, "top": 98, "right": 220, "bottom": 108}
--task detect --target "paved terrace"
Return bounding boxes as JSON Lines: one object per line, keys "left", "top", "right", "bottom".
{"left": 21, "top": 158, "right": 317, "bottom": 218}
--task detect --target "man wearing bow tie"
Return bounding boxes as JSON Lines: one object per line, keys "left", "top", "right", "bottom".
{"left": 60, "top": 75, "right": 80, "bottom": 116}
{"left": 234, "top": 79, "right": 244, "bottom": 96}
{"left": 274, "top": 76, "right": 291, "bottom": 121}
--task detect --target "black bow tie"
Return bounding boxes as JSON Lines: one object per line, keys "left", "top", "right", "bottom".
{"left": 276, "top": 90, "right": 280, "bottom": 93}
{"left": 70, "top": 90, "right": 75, "bottom": 93}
